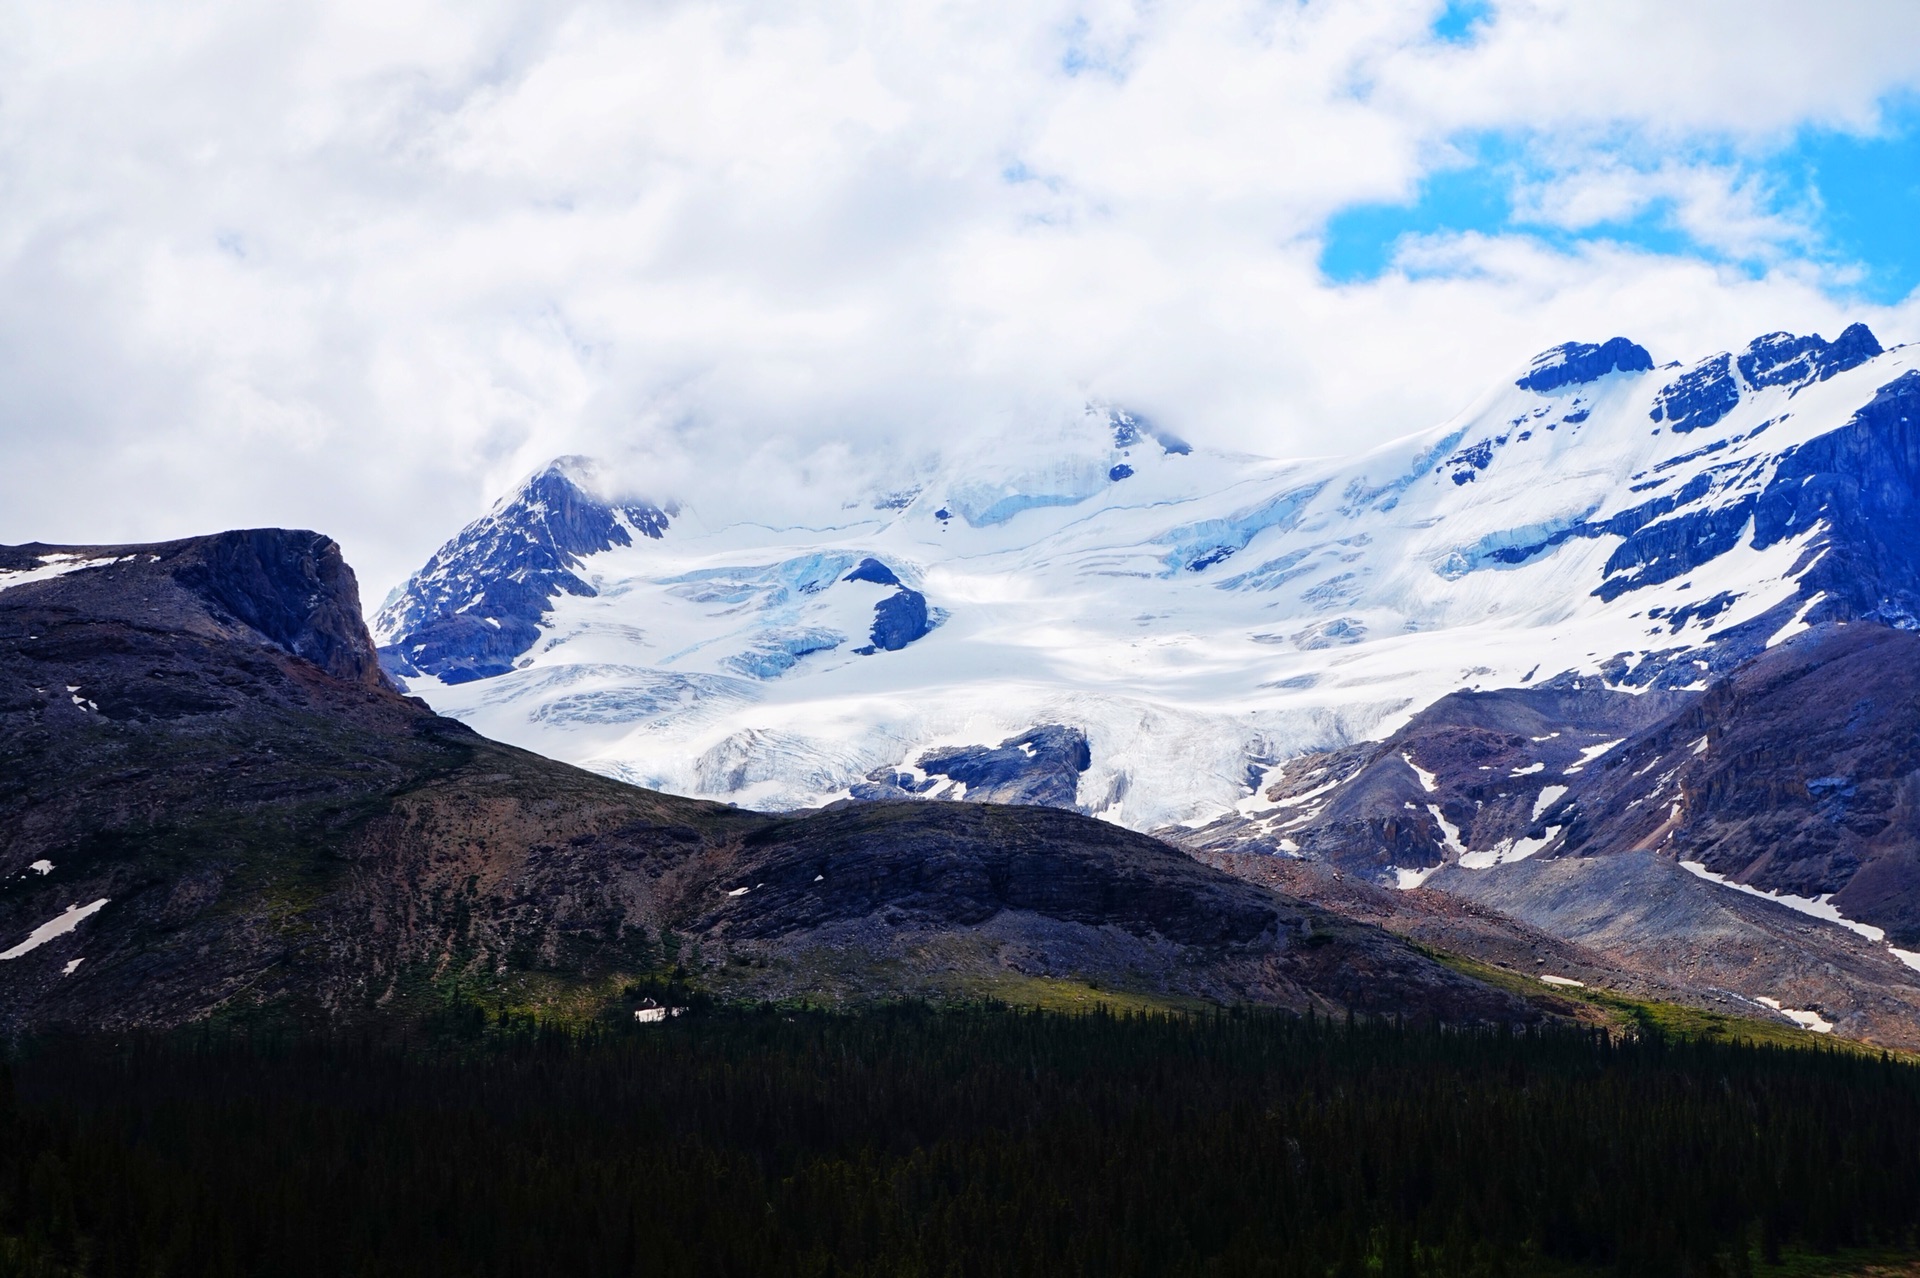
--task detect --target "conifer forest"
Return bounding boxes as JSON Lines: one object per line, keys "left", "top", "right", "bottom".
{"left": 2, "top": 1005, "right": 1917, "bottom": 1277}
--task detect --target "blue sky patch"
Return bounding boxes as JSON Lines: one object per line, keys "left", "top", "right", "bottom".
{"left": 1320, "top": 101, "right": 1920, "bottom": 305}
{"left": 1783, "top": 105, "right": 1920, "bottom": 304}
{"left": 1431, "top": 0, "right": 1492, "bottom": 44}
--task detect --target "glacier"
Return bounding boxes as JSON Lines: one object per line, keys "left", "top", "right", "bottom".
{"left": 375, "top": 325, "right": 1920, "bottom": 830}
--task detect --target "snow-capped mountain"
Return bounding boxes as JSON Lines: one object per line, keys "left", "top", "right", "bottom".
{"left": 375, "top": 323, "right": 1919, "bottom": 832}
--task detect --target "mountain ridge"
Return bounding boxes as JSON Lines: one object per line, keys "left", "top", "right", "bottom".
{"left": 377, "top": 322, "right": 1918, "bottom": 833}
{"left": 0, "top": 527, "right": 1531, "bottom": 1034}
{"left": 353, "top": 320, "right": 1920, "bottom": 1044}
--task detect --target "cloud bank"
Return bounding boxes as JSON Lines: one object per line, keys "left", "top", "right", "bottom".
{"left": 1, "top": 0, "right": 1918, "bottom": 592}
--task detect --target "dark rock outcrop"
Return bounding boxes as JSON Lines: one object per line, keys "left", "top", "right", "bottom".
{"left": 842, "top": 557, "right": 900, "bottom": 587}
{"left": 867, "top": 588, "right": 930, "bottom": 651}
{"left": 1552, "top": 623, "right": 1920, "bottom": 945}
{"left": 172, "top": 530, "right": 388, "bottom": 689}
{"left": 374, "top": 458, "right": 670, "bottom": 684}
{"left": 1514, "top": 337, "right": 1653, "bottom": 394}
{"left": 1738, "top": 322, "right": 1881, "bottom": 390}
{"left": 1651, "top": 325, "right": 1883, "bottom": 436}
{"left": 1650, "top": 354, "right": 1741, "bottom": 434}
{"left": 842, "top": 559, "right": 933, "bottom": 654}
{"left": 853, "top": 726, "right": 1092, "bottom": 807}
{"left": 1753, "top": 369, "right": 1920, "bottom": 628}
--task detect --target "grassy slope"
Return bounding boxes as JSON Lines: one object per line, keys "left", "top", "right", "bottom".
{"left": 1420, "top": 944, "right": 1919, "bottom": 1060}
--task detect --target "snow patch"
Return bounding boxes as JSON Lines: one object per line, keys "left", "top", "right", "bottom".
{"left": 1678, "top": 860, "right": 1885, "bottom": 942}
{"left": 1402, "top": 752, "right": 1439, "bottom": 794}
{"left": 1531, "top": 786, "right": 1568, "bottom": 820}
{"left": 0, "top": 899, "right": 110, "bottom": 960}
{"left": 1755, "top": 996, "right": 1833, "bottom": 1034}
{"left": 1509, "top": 762, "right": 1544, "bottom": 777}
{"left": 1427, "top": 805, "right": 1465, "bottom": 854}
{"left": 1538, "top": 975, "right": 1585, "bottom": 988}
{"left": 0, "top": 554, "right": 133, "bottom": 594}
{"left": 1766, "top": 592, "right": 1826, "bottom": 649}
{"left": 1458, "top": 826, "right": 1560, "bottom": 869}
{"left": 27, "top": 860, "right": 53, "bottom": 876}
{"left": 1564, "top": 739, "right": 1624, "bottom": 773}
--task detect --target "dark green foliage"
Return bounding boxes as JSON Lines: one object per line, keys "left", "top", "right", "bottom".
{"left": 1, "top": 1007, "right": 1916, "bottom": 1277}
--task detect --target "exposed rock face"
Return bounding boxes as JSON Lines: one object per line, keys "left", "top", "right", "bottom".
{"left": 374, "top": 458, "right": 671, "bottom": 684}
{"left": 856, "top": 725, "right": 1093, "bottom": 808}
{"left": 1432, "top": 852, "right": 1920, "bottom": 1047}
{"left": 1513, "top": 337, "right": 1654, "bottom": 394}
{"left": 1174, "top": 623, "right": 1920, "bottom": 1046}
{"left": 1754, "top": 369, "right": 1920, "bottom": 627}
{"left": 1177, "top": 686, "right": 1686, "bottom": 882}
{"left": 0, "top": 534, "right": 1524, "bottom": 1034}
{"left": 843, "top": 558, "right": 932, "bottom": 653}
{"left": 1, "top": 530, "right": 385, "bottom": 690}
{"left": 1738, "top": 322, "right": 1882, "bottom": 390}
{"left": 1651, "top": 325, "right": 1883, "bottom": 435}
{"left": 1650, "top": 354, "right": 1742, "bottom": 434}
{"left": 171, "top": 530, "right": 388, "bottom": 690}
{"left": 1554, "top": 623, "right": 1920, "bottom": 944}
{"left": 867, "top": 589, "right": 930, "bottom": 651}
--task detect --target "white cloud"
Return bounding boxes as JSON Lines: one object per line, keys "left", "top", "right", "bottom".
{"left": 1505, "top": 157, "right": 1818, "bottom": 262}
{"left": 0, "top": 0, "right": 1915, "bottom": 594}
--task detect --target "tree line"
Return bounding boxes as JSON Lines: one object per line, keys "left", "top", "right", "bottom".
{"left": 1, "top": 1003, "right": 1916, "bottom": 1277}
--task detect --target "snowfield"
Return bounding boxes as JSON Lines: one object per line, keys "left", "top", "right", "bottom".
{"left": 382, "top": 331, "right": 1919, "bottom": 832}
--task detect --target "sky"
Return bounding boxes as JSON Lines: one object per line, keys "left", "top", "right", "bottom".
{"left": 2, "top": 0, "right": 1919, "bottom": 597}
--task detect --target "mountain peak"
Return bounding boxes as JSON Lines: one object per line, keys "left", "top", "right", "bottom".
{"left": 1513, "top": 337, "right": 1655, "bottom": 394}
{"left": 372, "top": 456, "right": 672, "bottom": 683}
{"left": 2, "top": 529, "right": 386, "bottom": 690}
{"left": 1737, "top": 322, "right": 1881, "bottom": 390}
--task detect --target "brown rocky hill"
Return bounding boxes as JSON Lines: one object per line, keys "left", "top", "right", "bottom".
{"left": 1171, "top": 627, "right": 1920, "bottom": 1047}
{"left": 1551, "top": 622, "right": 1920, "bottom": 939}
{"left": 0, "top": 530, "right": 1527, "bottom": 1034}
